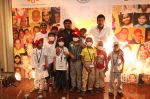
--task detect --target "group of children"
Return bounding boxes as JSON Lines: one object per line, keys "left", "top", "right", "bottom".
{"left": 30, "top": 28, "right": 124, "bottom": 97}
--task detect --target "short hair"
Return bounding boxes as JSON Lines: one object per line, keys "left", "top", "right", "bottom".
{"left": 48, "top": 32, "right": 55, "bottom": 36}
{"left": 33, "top": 26, "right": 40, "bottom": 31}
{"left": 97, "top": 14, "right": 105, "bottom": 20}
{"left": 63, "top": 19, "right": 72, "bottom": 24}
{"left": 51, "top": 26, "right": 58, "bottom": 31}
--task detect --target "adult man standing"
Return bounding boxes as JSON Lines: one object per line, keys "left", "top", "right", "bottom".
{"left": 58, "top": 19, "right": 74, "bottom": 49}
{"left": 88, "top": 14, "right": 112, "bottom": 46}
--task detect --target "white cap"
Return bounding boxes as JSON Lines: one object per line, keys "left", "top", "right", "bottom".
{"left": 113, "top": 41, "right": 119, "bottom": 46}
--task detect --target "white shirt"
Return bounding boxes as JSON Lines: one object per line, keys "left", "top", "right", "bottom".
{"left": 55, "top": 47, "right": 69, "bottom": 71}
{"left": 34, "top": 32, "right": 48, "bottom": 42}
{"left": 31, "top": 48, "right": 47, "bottom": 70}
{"left": 44, "top": 39, "right": 56, "bottom": 64}
{"left": 88, "top": 26, "right": 111, "bottom": 45}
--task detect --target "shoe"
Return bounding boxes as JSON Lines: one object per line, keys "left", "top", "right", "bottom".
{"left": 38, "top": 89, "right": 43, "bottom": 94}
{"left": 117, "top": 92, "right": 124, "bottom": 97}
{"left": 87, "top": 90, "right": 95, "bottom": 95}
{"left": 108, "top": 92, "right": 114, "bottom": 96}
{"left": 70, "top": 87, "right": 76, "bottom": 92}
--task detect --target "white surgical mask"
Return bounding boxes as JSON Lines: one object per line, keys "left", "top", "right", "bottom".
{"left": 48, "top": 37, "right": 55, "bottom": 41}
{"left": 97, "top": 46, "right": 103, "bottom": 50}
{"left": 86, "top": 42, "right": 93, "bottom": 47}
{"left": 73, "top": 37, "right": 79, "bottom": 42}
{"left": 58, "top": 42, "right": 64, "bottom": 46}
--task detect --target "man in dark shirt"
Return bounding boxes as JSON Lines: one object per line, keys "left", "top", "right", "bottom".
{"left": 58, "top": 19, "right": 74, "bottom": 49}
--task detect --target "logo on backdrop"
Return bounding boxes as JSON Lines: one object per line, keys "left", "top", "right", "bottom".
{"left": 27, "top": 0, "right": 40, "bottom": 3}
{"left": 77, "top": 0, "right": 90, "bottom": 3}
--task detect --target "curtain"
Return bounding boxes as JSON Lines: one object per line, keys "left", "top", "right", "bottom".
{"left": 0, "top": 0, "right": 14, "bottom": 72}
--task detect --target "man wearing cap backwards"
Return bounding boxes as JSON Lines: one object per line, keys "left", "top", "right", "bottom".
{"left": 69, "top": 33, "right": 83, "bottom": 93}
{"left": 43, "top": 32, "right": 57, "bottom": 89}
{"left": 34, "top": 22, "right": 48, "bottom": 43}
{"left": 58, "top": 19, "right": 74, "bottom": 49}
{"left": 129, "top": 28, "right": 143, "bottom": 44}
{"left": 107, "top": 42, "right": 124, "bottom": 97}
{"left": 88, "top": 14, "right": 112, "bottom": 46}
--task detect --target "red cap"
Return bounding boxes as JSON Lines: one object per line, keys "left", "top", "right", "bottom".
{"left": 73, "top": 28, "right": 80, "bottom": 36}
{"left": 73, "top": 33, "right": 79, "bottom": 38}
{"left": 57, "top": 37, "right": 64, "bottom": 42}
{"left": 134, "top": 29, "right": 142, "bottom": 34}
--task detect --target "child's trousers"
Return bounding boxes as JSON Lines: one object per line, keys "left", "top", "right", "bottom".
{"left": 95, "top": 68, "right": 105, "bottom": 88}
{"left": 82, "top": 62, "right": 95, "bottom": 91}
{"left": 109, "top": 72, "right": 122, "bottom": 93}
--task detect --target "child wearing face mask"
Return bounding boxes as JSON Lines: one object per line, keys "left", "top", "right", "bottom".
{"left": 95, "top": 41, "right": 108, "bottom": 93}
{"left": 80, "top": 37, "right": 97, "bottom": 95}
{"left": 54, "top": 37, "right": 70, "bottom": 92}
{"left": 44, "top": 32, "right": 57, "bottom": 90}
{"left": 69, "top": 33, "right": 83, "bottom": 92}
{"left": 108, "top": 42, "right": 124, "bottom": 97}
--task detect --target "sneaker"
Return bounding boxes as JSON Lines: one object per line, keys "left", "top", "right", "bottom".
{"left": 117, "top": 92, "right": 124, "bottom": 97}
{"left": 108, "top": 92, "right": 114, "bottom": 96}
{"left": 87, "top": 90, "right": 95, "bottom": 95}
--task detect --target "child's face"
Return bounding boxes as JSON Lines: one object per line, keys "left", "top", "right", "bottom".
{"left": 37, "top": 41, "right": 43, "bottom": 48}
{"left": 19, "top": 31, "right": 24, "bottom": 38}
{"left": 129, "top": 75, "right": 136, "bottom": 83}
{"left": 33, "top": 28, "right": 40, "bottom": 35}
{"left": 147, "top": 31, "right": 150, "bottom": 40}
{"left": 20, "top": 18, "right": 28, "bottom": 28}
{"left": 140, "top": 46, "right": 145, "bottom": 51}
{"left": 133, "top": 32, "right": 143, "bottom": 43}
{"left": 15, "top": 56, "right": 20, "bottom": 64}
{"left": 55, "top": 13, "right": 60, "bottom": 23}
{"left": 138, "top": 15, "right": 147, "bottom": 25}
{"left": 21, "top": 55, "right": 29, "bottom": 64}
{"left": 32, "top": 10, "right": 41, "bottom": 22}
{"left": 43, "top": 11, "right": 50, "bottom": 22}
{"left": 122, "top": 14, "right": 131, "bottom": 25}
{"left": 15, "top": 40, "right": 21, "bottom": 49}
{"left": 119, "top": 28, "right": 129, "bottom": 41}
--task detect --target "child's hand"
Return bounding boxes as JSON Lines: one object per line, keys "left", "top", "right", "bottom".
{"left": 64, "top": 51, "right": 69, "bottom": 56}
{"left": 56, "top": 47, "right": 60, "bottom": 55}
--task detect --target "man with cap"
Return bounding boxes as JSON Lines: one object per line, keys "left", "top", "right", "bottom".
{"left": 107, "top": 42, "right": 124, "bottom": 97}
{"left": 129, "top": 28, "right": 143, "bottom": 44}
{"left": 34, "top": 22, "right": 48, "bottom": 43}
{"left": 69, "top": 33, "right": 83, "bottom": 92}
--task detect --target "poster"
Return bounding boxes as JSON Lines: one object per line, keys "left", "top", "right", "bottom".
{"left": 12, "top": 7, "right": 60, "bottom": 78}
{"left": 112, "top": 4, "right": 150, "bottom": 84}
